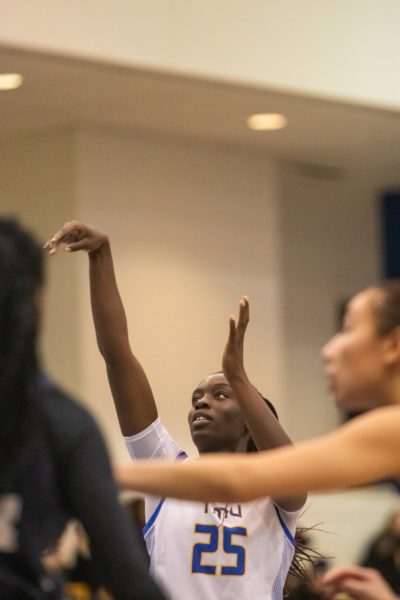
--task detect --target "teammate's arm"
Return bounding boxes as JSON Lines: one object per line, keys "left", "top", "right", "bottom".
{"left": 116, "top": 405, "right": 400, "bottom": 502}
{"left": 222, "top": 296, "right": 306, "bottom": 510}
{"left": 45, "top": 221, "right": 157, "bottom": 435}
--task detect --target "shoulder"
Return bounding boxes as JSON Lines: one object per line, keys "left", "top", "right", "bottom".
{"left": 124, "top": 417, "right": 185, "bottom": 460}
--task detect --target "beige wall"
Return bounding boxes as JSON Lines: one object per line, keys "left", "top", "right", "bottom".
{"left": 75, "top": 128, "right": 285, "bottom": 459}
{"left": 0, "top": 130, "right": 82, "bottom": 396}
{"left": 280, "top": 168, "right": 381, "bottom": 439}
{"left": 2, "top": 1, "right": 400, "bottom": 110}
{"left": 0, "top": 126, "right": 382, "bottom": 448}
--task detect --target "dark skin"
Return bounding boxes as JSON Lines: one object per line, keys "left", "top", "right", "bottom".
{"left": 45, "top": 221, "right": 306, "bottom": 511}
{"left": 188, "top": 373, "right": 251, "bottom": 454}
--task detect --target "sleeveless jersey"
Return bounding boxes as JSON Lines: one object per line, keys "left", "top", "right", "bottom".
{"left": 125, "top": 418, "right": 299, "bottom": 600}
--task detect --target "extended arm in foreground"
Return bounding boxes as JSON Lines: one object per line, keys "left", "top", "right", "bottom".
{"left": 116, "top": 406, "right": 400, "bottom": 502}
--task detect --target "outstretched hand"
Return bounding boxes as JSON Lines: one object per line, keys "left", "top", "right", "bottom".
{"left": 322, "top": 566, "right": 399, "bottom": 600}
{"left": 44, "top": 220, "right": 108, "bottom": 255}
{"left": 222, "top": 296, "right": 249, "bottom": 383}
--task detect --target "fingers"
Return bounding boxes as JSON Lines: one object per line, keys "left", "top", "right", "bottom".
{"left": 235, "top": 296, "right": 249, "bottom": 349}
{"left": 63, "top": 239, "right": 92, "bottom": 253}
{"left": 238, "top": 295, "right": 249, "bottom": 327}
{"left": 227, "top": 316, "right": 236, "bottom": 346}
{"left": 43, "top": 220, "right": 85, "bottom": 255}
{"left": 225, "top": 296, "right": 249, "bottom": 346}
{"left": 324, "top": 566, "right": 375, "bottom": 586}
{"left": 322, "top": 567, "right": 394, "bottom": 600}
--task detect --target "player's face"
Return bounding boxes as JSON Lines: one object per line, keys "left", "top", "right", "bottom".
{"left": 322, "top": 289, "right": 392, "bottom": 410}
{"left": 188, "top": 373, "right": 249, "bottom": 454}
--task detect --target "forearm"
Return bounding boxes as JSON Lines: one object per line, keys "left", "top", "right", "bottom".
{"left": 118, "top": 443, "right": 319, "bottom": 503}
{"left": 228, "top": 373, "right": 306, "bottom": 509}
{"left": 228, "top": 372, "right": 292, "bottom": 451}
{"left": 88, "top": 241, "right": 157, "bottom": 434}
{"left": 117, "top": 415, "right": 399, "bottom": 503}
{"left": 89, "top": 242, "right": 130, "bottom": 361}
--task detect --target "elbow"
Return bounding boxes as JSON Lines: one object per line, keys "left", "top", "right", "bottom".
{"left": 98, "top": 339, "right": 130, "bottom": 365}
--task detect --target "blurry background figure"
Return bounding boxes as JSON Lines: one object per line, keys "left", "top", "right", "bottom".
{"left": 285, "top": 559, "right": 330, "bottom": 600}
{"left": 359, "top": 510, "right": 400, "bottom": 594}
{"left": 323, "top": 565, "right": 400, "bottom": 600}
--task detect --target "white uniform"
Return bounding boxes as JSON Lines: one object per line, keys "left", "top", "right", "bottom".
{"left": 125, "top": 418, "right": 300, "bottom": 600}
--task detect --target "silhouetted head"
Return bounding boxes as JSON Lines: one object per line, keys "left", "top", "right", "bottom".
{"left": 322, "top": 281, "right": 400, "bottom": 410}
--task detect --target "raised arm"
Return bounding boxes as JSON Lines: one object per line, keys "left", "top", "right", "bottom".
{"left": 116, "top": 405, "right": 400, "bottom": 502}
{"left": 45, "top": 221, "right": 157, "bottom": 435}
{"left": 222, "top": 296, "right": 306, "bottom": 510}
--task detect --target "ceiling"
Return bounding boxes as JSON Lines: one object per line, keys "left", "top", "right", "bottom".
{"left": 1, "top": 45, "right": 400, "bottom": 183}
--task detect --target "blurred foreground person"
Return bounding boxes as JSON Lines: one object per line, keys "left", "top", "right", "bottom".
{"left": 0, "top": 218, "right": 164, "bottom": 600}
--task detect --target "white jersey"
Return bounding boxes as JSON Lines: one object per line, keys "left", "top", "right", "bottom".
{"left": 125, "top": 418, "right": 300, "bottom": 600}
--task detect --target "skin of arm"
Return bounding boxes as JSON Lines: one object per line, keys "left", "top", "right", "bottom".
{"left": 322, "top": 566, "right": 400, "bottom": 600}
{"left": 45, "top": 221, "right": 157, "bottom": 435}
{"left": 116, "top": 405, "right": 400, "bottom": 503}
{"left": 224, "top": 297, "right": 306, "bottom": 511}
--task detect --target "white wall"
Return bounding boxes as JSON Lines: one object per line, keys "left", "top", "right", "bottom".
{"left": 2, "top": 1, "right": 400, "bottom": 110}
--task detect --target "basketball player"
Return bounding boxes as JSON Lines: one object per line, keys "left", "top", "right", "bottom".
{"left": 45, "top": 220, "right": 307, "bottom": 600}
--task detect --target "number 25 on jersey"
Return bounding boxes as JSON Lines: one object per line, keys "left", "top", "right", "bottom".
{"left": 192, "top": 524, "right": 247, "bottom": 576}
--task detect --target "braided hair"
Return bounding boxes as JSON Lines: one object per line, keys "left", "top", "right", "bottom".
{"left": 0, "top": 218, "right": 44, "bottom": 491}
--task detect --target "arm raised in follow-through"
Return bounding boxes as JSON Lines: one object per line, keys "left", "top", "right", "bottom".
{"left": 45, "top": 221, "right": 157, "bottom": 436}
{"left": 222, "top": 296, "right": 306, "bottom": 510}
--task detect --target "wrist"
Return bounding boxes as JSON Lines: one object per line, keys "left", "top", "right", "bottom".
{"left": 225, "top": 368, "right": 249, "bottom": 387}
{"left": 89, "top": 236, "right": 110, "bottom": 258}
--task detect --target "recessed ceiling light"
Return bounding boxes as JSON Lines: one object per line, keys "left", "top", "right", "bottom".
{"left": 247, "top": 113, "right": 287, "bottom": 131}
{"left": 0, "top": 73, "right": 23, "bottom": 91}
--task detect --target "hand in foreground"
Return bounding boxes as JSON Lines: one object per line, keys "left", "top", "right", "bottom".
{"left": 222, "top": 296, "right": 249, "bottom": 383}
{"left": 322, "top": 566, "right": 399, "bottom": 600}
{"left": 43, "top": 220, "right": 108, "bottom": 255}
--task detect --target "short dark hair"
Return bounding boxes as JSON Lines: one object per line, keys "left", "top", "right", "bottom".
{"left": 371, "top": 280, "right": 400, "bottom": 336}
